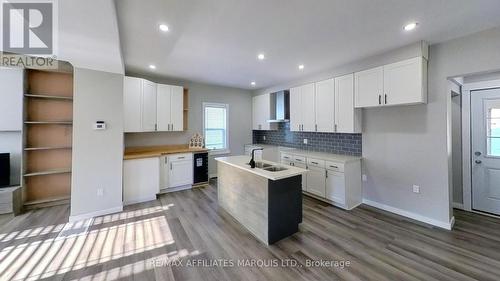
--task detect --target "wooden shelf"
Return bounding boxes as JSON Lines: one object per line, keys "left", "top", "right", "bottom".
{"left": 24, "top": 168, "right": 71, "bottom": 177}
{"left": 24, "top": 196, "right": 70, "bottom": 209}
{"left": 25, "top": 94, "right": 73, "bottom": 101}
{"left": 24, "top": 146, "right": 72, "bottom": 151}
{"left": 25, "top": 121, "right": 73, "bottom": 125}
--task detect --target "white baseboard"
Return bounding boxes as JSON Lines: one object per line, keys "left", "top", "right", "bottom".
{"left": 452, "top": 202, "right": 464, "bottom": 210}
{"left": 69, "top": 205, "right": 123, "bottom": 223}
{"left": 362, "top": 199, "right": 454, "bottom": 230}
{"left": 123, "top": 195, "right": 157, "bottom": 206}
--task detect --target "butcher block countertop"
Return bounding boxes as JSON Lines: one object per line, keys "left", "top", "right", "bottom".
{"left": 124, "top": 144, "right": 209, "bottom": 160}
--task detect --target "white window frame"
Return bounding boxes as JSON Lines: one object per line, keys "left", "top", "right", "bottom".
{"left": 202, "top": 102, "right": 230, "bottom": 155}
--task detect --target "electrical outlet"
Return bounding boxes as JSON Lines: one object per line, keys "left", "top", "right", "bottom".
{"left": 412, "top": 185, "right": 420, "bottom": 194}
{"left": 303, "top": 138, "right": 308, "bottom": 144}
{"left": 362, "top": 174, "right": 367, "bottom": 182}
{"left": 97, "top": 188, "right": 104, "bottom": 197}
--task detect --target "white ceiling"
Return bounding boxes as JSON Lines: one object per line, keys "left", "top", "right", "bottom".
{"left": 116, "top": 0, "right": 500, "bottom": 89}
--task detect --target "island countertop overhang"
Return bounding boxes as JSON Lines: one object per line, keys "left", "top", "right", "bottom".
{"left": 215, "top": 155, "right": 307, "bottom": 181}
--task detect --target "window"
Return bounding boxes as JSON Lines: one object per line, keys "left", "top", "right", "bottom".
{"left": 203, "top": 103, "right": 229, "bottom": 153}
{"left": 486, "top": 103, "right": 500, "bottom": 156}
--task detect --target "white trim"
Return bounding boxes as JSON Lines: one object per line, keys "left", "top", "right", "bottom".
{"left": 452, "top": 202, "right": 464, "bottom": 210}
{"left": 202, "top": 102, "right": 229, "bottom": 152}
{"left": 362, "top": 199, "right": 454, "bottom": 230}
{"left": 462, "top": 79, "right": 500, "bottom": 212}
{"left": 69, "top": 205, "right": 123, "bottom": 223}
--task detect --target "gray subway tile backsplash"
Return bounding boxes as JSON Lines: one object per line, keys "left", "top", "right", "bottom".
{"left": 252, "top": 122, "right": 361, "bottom": 156}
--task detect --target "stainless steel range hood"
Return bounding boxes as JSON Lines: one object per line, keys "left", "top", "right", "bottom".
{"left": 267, "top": 90, "right": 290, "bottom": 123}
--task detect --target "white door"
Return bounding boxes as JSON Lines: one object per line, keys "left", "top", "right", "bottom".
{"left": 123, "top": 158, "right": 160, "bottom": 205}
{"left": 326, "top": 170, "right": 345, "bottom": 204}
{"left": 301, "top": 83, "right": 316, "bottom": 132}
{"left": 289, "top": 86, "right": 302, "bottom": 132}
{"left": 306, "top": 166, "right": 326, "bottom": 197}
{"left": 141, "top": 80, "right": 157, "bottom": 132}
{"left": 156, "top": 84, "right": 172, "bottom": 131}
{"left": 335, "top": 74, "right": 361, "bottom": 133}
{"left": 354, "top": 66, "right": 383, "bottom": 108}
{"left": 170, "top": 85, "right": 184, "bottom": 131}
{"left": 123, "top": 77, "right": 142, "bottom": 132}
{"left": 383, "top": 57, "right": 424, "bottom": 106}
{"left": 472, "top": 88, "right": 500, "bottom": 215}
{"left": 168, "top": 159, "right": 193, "bottom": 188}
{"left": 315, "top": 79, "right": 335, "bottom": 132}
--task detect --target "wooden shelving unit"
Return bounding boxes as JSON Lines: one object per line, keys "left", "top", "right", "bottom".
{"left": 23, "top": 69, "right": 73, "bottom": 209}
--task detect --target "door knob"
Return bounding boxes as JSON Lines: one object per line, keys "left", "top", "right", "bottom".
{"left": 475, "top": 151, "right": 482, "bottom": 156}
{"left": 475, "top": 160, "right": 482, "bottom": 164}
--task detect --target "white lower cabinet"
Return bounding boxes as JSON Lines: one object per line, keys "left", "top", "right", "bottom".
{"left": 280, "top": 152, "right": 362, "bottom": 210}
{"left": 162, "top": 153, "right": 193, "bottom": 189}
{"left": 306, "top": 166, "right": 326, "bottom": 197}
{"left": 326, "top": 171, "right": 346, "bottom": 205}
{"left": 123, "top": 157, "right": 160, "bottom": 205}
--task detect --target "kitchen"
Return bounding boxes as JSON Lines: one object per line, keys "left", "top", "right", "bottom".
{"left": 2, "top": 1, "right": 500, "bottom": 280}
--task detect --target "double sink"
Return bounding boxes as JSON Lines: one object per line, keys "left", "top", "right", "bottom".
{"left": 247, "top": 161, "right": 288, "bottom": 172}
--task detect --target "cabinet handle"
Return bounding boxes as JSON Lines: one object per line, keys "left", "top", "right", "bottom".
{"left": 177, "top": 156, "right": 185, "bottom": 159}
{"left": 385, "top": 94, "right": 387, "bottom": 104}
{"left": 298, "top": 124, "right": 300, "bottom": 131}
{"left": 326, "top": 170, "right": 328, "bottom": 178}
{"left": 295, "top": 158, "right": 302, "bottom": 162}
{"left": 378, "top": 95, "right": 381, "bottom": 105}
{"left": 311, "top": 161, "right": 318, "bottom": 164}
{"left": 329, "top": 165, "right": 338, "bottom": 168}
{"left": 155, "top": 124, "right": 157, "bottom": 131}
{"left": 315, "top": 124, "right": 317, "bottom": 131}
{"left": 334, "top": 124, "right": 337, "bottom": 132}
{"left": 170, "top": 163, "right": 172, "bottom": 170}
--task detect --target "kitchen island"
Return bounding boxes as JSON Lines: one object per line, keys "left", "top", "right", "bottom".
{"left": 215, "top": 155, "right": 307, "bottom": 245}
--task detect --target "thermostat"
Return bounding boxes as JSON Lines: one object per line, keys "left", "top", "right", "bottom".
{"left": 94, "top": 121, "right": 106, "bottom": 130}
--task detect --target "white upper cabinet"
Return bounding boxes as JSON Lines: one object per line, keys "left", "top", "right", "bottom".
{"left": 157, "top": 84, "right": 184, "bottom": 132}
{"left": 124, "top": 76, "right": 183, "bottom": 132}
{"left": 354, "top": 66, "right": 384, "bottom": 108}
{"left": 252, "top": 93, "right": 272, "bottom": 130}
{"left": 335, "top": 74, "right": 362, "bottom": 133}
{"left": 289, "top": 87, "right": 302, "bottom": 132}
{"left": 170, "top": 86, "right": 184, "bottom": 131}
{"left": 301, "top": 83, "right": 316, "bottom": 132}
{"left": 315, "top": 78, "right": 335, "bottom": 133}
{"left": 141, "top": 80, "right": 157, "bottom": 132}
{"left": 383, "top": 57, "right": 427, "bottom": 106}
{"left": 124, "top": 76, "right": 144, "bottom": 132}
{"left": 354, "top": 57, "right": 427, "bottom": 108}
{"left": 290, "top": 83, "right": 315, "bottom": 132}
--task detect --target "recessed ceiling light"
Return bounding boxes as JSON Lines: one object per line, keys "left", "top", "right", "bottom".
{"left": 149, "top": 64, "right": 156, "bottom": 70}
{"left": 403, "top": 22, "right": 418, "bottom": 31}
{"left": 298, "top": 64, "right": 305, "bottom": 70}
{"left": 159, "top": 24, "right": 169, "bottom": 32}
{"left": 257, "top": 53, "right": 265, "bottom": 60}
{"left": 251, "top": 81, "right": 256, "bottom": 86}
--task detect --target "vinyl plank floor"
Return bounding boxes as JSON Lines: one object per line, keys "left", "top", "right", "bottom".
{"left": 0, "top": 181, "right": 499, "bottom": 281}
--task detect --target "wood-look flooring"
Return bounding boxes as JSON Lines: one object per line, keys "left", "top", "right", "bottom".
{"left": 1, "top": 180, "right": 500, "bottom": 281}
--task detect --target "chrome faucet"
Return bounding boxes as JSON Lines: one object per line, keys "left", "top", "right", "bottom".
{"left": 249, "top": 148, "right": 263, "bottom": 168}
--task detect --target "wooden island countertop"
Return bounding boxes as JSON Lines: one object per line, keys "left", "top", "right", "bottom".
{"left": 124, "top": 144, "right": 209, "bottom": 160}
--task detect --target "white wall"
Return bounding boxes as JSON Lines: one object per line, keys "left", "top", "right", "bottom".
{"left": 0, "top": 67, "right": 23, "bottom": 185}
{"left": 58, "top": 0, "right": 124, "bottom": 74}
{"left": 124, "top": 76, "right": 253, "bottom": 176}
{"left": 70, "top": 68, "right": 124, "bottom": 221}
{"left": 254, "top": 27, "right": 500, "bottom": 228}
